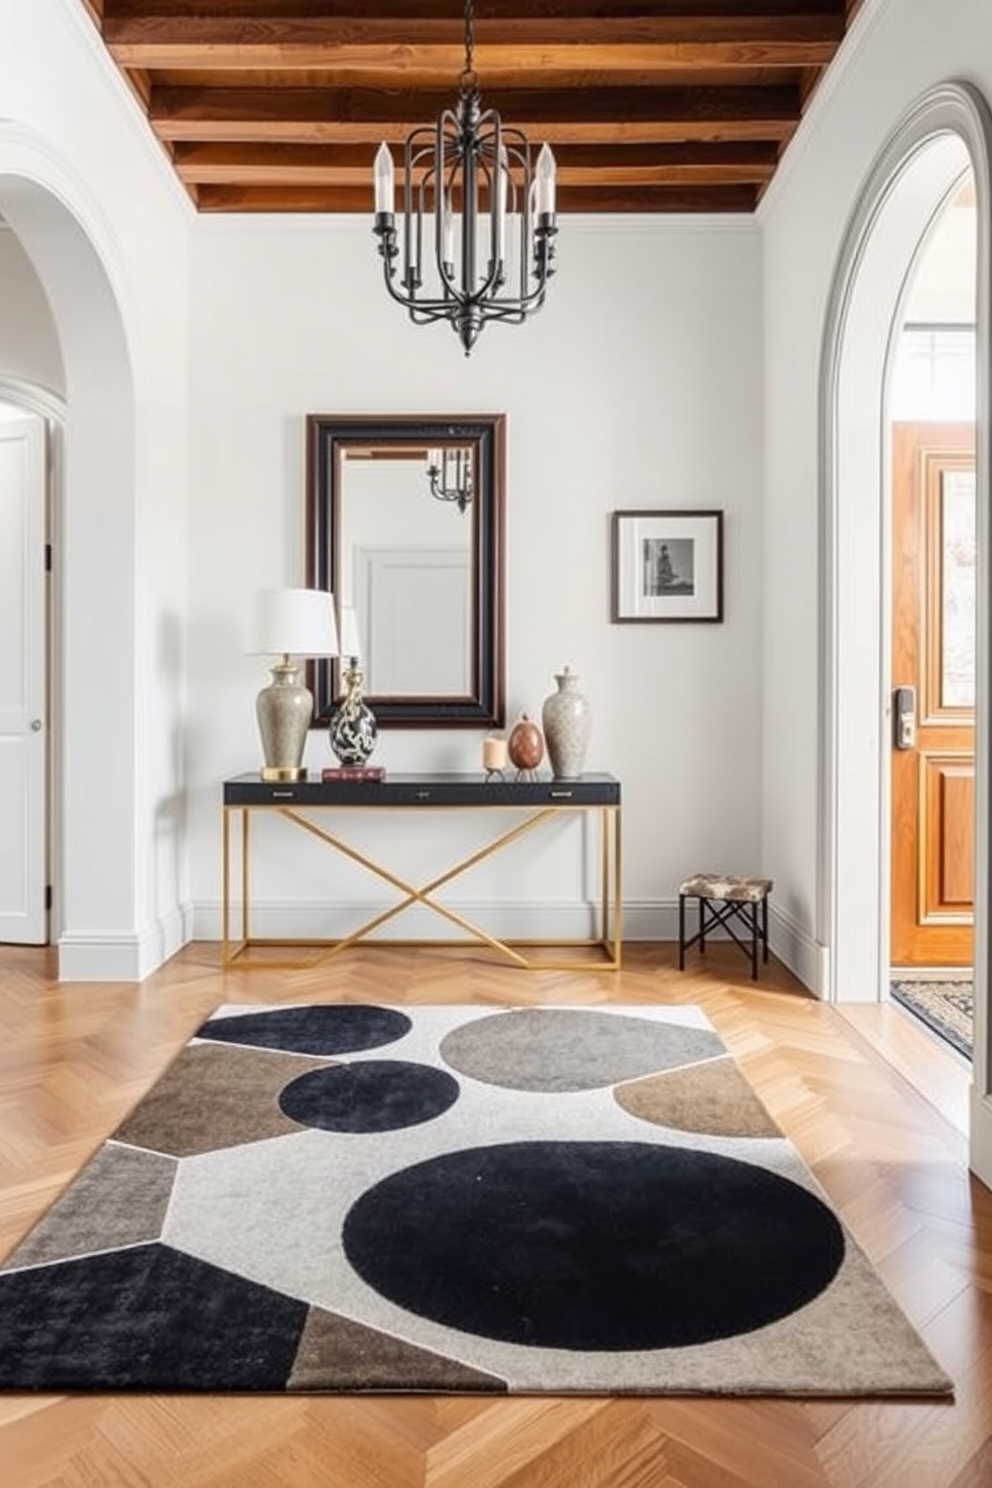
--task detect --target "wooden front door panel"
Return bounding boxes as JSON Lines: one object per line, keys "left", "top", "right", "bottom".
{"left": 921, "top": 752, "right": 974, "bottom": 916}
{"left": 891, "top": 422, "right": 975, "bottom": 967}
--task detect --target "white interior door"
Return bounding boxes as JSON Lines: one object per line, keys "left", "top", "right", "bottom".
{"left": 357, "top": 547, "right": 470, "bottom": 695}
{"left": 0, "top": 412, "right": 47, "bottom": 943}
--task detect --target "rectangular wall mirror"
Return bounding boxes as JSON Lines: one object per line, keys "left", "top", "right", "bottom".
{"left": 306, "top": 414, "right": 506, "bottom": 728}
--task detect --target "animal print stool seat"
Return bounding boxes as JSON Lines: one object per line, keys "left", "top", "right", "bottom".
{"left": 678, "top": 872, "right": 773, "bottom": 981}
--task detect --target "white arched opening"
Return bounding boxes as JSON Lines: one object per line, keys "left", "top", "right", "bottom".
{"left": 819, "top": 82, "right": 992, "bottom": 1182}
{"left": 0, "top": 153, "right": 139, "bottom": 977}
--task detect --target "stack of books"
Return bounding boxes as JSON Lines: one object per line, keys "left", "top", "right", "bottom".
{"left": 320, "top": 765, "right": 386, "bottom": 782}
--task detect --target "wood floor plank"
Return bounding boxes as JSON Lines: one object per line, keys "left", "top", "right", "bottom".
{"left": 0, "top": 939, "right": 987, "bottom": 1487}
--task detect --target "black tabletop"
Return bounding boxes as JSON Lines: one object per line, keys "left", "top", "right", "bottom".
{"left": 224, "top": 772, "right": 621, "bottom": 807}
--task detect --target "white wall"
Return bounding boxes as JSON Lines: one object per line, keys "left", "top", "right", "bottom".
{"left": 187, "top": 216, "right": 765, "bottom": 942}
{"left": 760, "top": 0, "right": 992, "bottom": 988}
{"left": 0, "top": 228, "right": 64, "bottom": 393}
{"left": 0, "top": 0, "right": 192, "bottom": 977}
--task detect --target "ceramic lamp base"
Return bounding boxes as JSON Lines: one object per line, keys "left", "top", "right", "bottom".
{"left": 256, "top": 660, "right": 313, "bottom": 780}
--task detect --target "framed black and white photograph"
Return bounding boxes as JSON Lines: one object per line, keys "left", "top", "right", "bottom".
{"left": 611, "top": 509, "right": 724, "bottom": 623}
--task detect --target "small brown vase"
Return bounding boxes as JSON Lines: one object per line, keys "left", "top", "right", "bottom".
{"left": 507, "top": 713, "right": 544, "bottom": 771}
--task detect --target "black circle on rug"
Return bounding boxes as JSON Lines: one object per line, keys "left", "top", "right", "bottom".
{"left": 196, "top": 1005, "right": 411, "bottom": 1056}
{"left": 342, "top": 1140, "right": 846, "bottom": 1349}
{"left": 280, "top": 1060, "right": 460, "bottom": 1132}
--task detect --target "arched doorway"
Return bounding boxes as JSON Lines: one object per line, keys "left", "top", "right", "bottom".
{"left": 820, "top": 83, "right": 992, "bottom": 1184}
{"left": 0, "top": 147, "right": 139, "bottom": 978}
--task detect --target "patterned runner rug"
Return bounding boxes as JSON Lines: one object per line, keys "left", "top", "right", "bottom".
{"left": 0, "top": 1003, "right": 952, "bottom": 1396}
{"left": 890, "top": 977, "right": 973, "bottom": 1060}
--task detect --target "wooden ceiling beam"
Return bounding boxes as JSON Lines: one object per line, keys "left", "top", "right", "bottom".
{"left": 126, "top": 65, "right": 803, "bottom": 91}
{"left": 104, "top": 16, "right": 843, "bottom": 71}
{"left": 173, "top": 139, "right": 780, "bottom": 168}
{"left": 173, "top": 139, "right": 778, "bottom": 187}
{"left": 101, "top": 0, "right": 845, "bottom": 19}
{"left": 149, "top": 83, "right": 801, "bottom": 140}
{"left": 192, "top": 180, "right": 760, "bottom": 213}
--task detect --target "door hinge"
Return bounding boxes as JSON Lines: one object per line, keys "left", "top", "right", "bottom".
{"left": 45, "top": 543, "right": 52, "bottom": 572}
{"left": 45, "top": 885, "right": 53, "bottom": 911}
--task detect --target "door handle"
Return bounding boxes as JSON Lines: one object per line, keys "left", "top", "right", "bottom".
{"left": 893, "top": 686, "right": 916, "bottom": 749}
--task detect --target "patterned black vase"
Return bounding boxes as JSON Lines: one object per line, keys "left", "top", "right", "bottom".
{"left": 329, "top": 664, "right": 378, "bottom": 765}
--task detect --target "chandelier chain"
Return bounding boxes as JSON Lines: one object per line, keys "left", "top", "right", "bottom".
{"left": 461, "top": 0, "right": 477, "bottom": 93}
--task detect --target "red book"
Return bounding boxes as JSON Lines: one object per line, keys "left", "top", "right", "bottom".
{"left": 321, "top": 766, "right": 386, "bottom": 782}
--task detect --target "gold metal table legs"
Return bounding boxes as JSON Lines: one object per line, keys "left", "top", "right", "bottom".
{"left": 222, "top": 802, "right": 622, "bottom": 971}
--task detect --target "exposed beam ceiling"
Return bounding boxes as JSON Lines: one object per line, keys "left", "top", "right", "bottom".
{"left": 84, "top": 1, "right": 862, "bottom": 215}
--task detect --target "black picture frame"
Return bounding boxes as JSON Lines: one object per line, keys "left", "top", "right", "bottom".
{"left": 611, "top": 509, "right": 724, "bottom": 623}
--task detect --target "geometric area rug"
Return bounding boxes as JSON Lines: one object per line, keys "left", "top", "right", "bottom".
{"left": 890, "top": 976, "right": 973, "bottom": 1061}
{"left": 0, "top": 1004, "right": 952, "bottom": 1397}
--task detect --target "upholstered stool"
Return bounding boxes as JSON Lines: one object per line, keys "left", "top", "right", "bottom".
{"left": 678, "top": 873, "right": 773, "bottom": 981}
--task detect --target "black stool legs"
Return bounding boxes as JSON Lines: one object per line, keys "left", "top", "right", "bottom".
{"left": 678, "top": 888, "right": 770, "bottom": 980}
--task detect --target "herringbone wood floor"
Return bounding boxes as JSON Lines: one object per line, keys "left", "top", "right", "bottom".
{"left": 0, "top": 939, "right": 988, "bottom": 1488}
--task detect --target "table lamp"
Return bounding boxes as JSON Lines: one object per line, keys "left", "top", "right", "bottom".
{"left": 246, "top": 588, "right": 338, "bottom": 781}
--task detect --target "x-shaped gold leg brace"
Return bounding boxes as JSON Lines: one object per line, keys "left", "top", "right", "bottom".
{"left": 268, "top": 805, "right": 567, "bottom": 966}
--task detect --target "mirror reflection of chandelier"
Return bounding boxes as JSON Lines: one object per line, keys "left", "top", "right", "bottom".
{"left": 426, "top": 447, "right": 473, "bottom": 514}
{"left": 372, "top": 0, "right": 558, "bottom": 356}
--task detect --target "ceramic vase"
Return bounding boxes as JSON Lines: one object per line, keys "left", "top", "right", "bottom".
{"left": 541, "top": 665, "right": 591, "bottom": 779}
{"left": 328, "top": 664, "right": 378, "bottom": 765}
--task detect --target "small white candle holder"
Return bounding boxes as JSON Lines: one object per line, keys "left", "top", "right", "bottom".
{"left": 482, "top": 734, "right": 508, "bottom": 782}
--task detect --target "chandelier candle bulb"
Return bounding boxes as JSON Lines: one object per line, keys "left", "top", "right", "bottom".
{"left": 374, "top": 143, "right": 394, "bottom": 215}
{"left": 536, "top": 144, "right": 557, "bottom": 219}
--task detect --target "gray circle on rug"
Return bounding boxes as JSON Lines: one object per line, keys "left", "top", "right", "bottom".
{"left": 439, "top": 1009, "right": 725, "bottom": 1091}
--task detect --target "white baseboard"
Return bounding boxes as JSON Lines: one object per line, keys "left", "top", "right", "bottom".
{"left": 58, "top": 902, "right": 193, "bottom": 982}
{"left": 767, "top": 901, "right": 822, "bottom": 996}
{"left": 194, "top": 897, "right": 614, "bottom": 944}
{"left": 615, "top": 898, "right": 818, "bottom": 994}
{"left": 969, "top": 1088, "right": 992, "bottom": 1189}
{"left": 191, "top": 894, "right": 818, "bottom": 994}
{"left": 55, "top": 895, "right": 822, "bottom": 990}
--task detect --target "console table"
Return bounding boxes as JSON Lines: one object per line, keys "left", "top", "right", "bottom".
{"left": 222, "top": 772, "right": 622, "bottom": 970}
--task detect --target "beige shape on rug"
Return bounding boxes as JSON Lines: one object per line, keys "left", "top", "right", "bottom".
{"left": 616, "top": 1056, "right": 783, "bottom": 1139}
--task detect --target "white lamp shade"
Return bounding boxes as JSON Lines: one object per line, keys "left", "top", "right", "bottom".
{"left": 246, "top": 588, "right": 339, "bottom": 657}
{"left": 338, "top": 605, "right": 362, "bottom": 661}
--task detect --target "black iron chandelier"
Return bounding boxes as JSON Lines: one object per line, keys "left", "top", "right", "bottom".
{"left": 372, "top": 0, "right": 558, "bottom": 356}
{"left": 426, "top": 446, "right": 473, "bottom": 513}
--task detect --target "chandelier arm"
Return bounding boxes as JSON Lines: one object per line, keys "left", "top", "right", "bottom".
{"left": 379, "top": 262, "right": 554, "bottom": 322}
{"left": 435, "top": 111, "right": 456, "bottom": 298}
{"left": 426, "top": 447, "right": 473, "bottom": 512}
{"left": 404, "top": 127, "right": 439, "bottom": 295}
{"left": 375, "top": 218, "right": 555, "bottom": 321}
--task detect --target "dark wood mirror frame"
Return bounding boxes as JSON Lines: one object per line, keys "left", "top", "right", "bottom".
{"left": 306, "top": 413, "right": 506, "bottom": 729}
